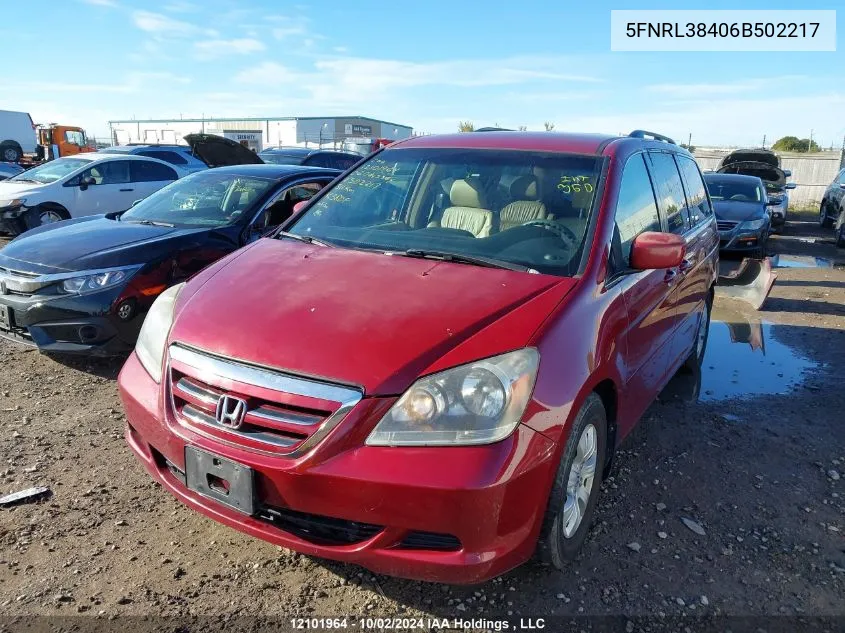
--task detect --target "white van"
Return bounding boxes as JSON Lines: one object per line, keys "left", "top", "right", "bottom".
{"left": 0, "top": 110, "right": 37, "bottom": 162}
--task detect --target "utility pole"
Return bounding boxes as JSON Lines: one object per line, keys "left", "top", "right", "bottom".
{"left": 809, "top": 128, "right": 814, "bottom": 152}
{"left": 687, "top": 133, "right": 692, "bottom": 148}
{"left": 761, "top": 134, "right": 766, "bottom": 148}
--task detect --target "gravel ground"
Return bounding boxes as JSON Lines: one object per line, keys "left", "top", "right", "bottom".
{"left": 0, "top": 215, "right": 843, "bottom": 631}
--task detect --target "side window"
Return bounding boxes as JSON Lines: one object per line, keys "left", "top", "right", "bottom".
{"left": 83, "top": 160, "right": 131, "bottom": 185}
{"left": 614, "top": 154, "right": 661, "bottom": 266}
{"left": 838, "top": 170, "right": 845, "bottom": 185}
{"left": 676, "top": 155, "right": 713, "bottom": 225}
{"left": 64, "top": 130, "right": 84, "bottom": 146}
{"left": 131, "top": 160, "right": 178, "bottom": 183}
{"left": 139, "top": 150, "right": 188, "bottom": 165}
{"left": 253, "top": 181, "right": 328, "bottom": 232}
{"left": 304, "top": 154, "right": 331, "bottom": 168}
{"left": 647, "top": 152, "right": 690, "bottom": 234}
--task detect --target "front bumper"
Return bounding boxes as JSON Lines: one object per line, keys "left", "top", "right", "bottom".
{"left": 118, "top": 352, "right": 558, "bottom": 584}
{"left": 0, "top": 205, "right": 39, "bottom": 236}
{"left": 718, "top": 226, "right": 767, "bottom": 252}
{"left": 0, "top": 284, "right": 142, "bottom": 355}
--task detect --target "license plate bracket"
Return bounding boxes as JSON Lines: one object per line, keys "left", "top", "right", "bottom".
{"left": 184, "top": 446, "right": 255, "bottom": 516}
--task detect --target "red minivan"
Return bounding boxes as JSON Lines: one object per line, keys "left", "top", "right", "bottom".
{"left": 118, "top": 130, "right": 718, "bottom": 584}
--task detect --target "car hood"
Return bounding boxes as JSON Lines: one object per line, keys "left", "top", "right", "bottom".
{"left": 0, "top": 180, "right": 47, "bottom": 197}
{"left": 170, "top": 239, "right": 575, "bottom": 395}
{"left": 712, "top": 200, "right": 767, "bottom": 223}
{"left": 184, "top": 133, "right": 264, "bottom": 168}
{"left": 716, "top": 161, "right": 786, "bottom": 187}
{"left": 0, "top": 215, "right": 211, "bottom": 273}
{"left": 719, "top": 148, "right": 780, "bottom": 169}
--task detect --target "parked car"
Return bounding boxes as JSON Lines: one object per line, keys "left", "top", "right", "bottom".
{"left": 0, "top": 162, "right": 24, "bottom": 180}
{"left": 0, "top": 154, "right": 182, "bottom": 235}
{"left": 100, "top": 144, "right": 208, "bottom": 174}
{"left": 819, "top": 168, "right": 845, "bottom": 245}
{"left": 0, "top": 109, "right": 37, "bottom": 163}
{"left": 716, "top": 148, "right": 795, "bottom": 231}
{"left": 258, "top": 147, "right": 362, "bottom": 170}
{"left": 0, "top": 160, "right": 340, "bottom": 354}
{"left": 704, "top": 173, "right": 774, "bottom": 258}
{"left": 117, "top": 129, "right": 718, "bottom": 584}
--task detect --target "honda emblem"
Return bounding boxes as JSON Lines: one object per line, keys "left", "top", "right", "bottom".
{"left": 215, "top": 395, "right": 247, "bottom": 429}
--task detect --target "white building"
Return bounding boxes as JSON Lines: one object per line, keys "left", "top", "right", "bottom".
{"left": 108, "top": 115, "right": 414, "bottom": 150}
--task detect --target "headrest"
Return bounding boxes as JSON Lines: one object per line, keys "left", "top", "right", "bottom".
{"left": 450, "top": 179, "right": 487, "bottom": 209}
{"left": 510, "top": 175, "right": 539, "bottom": 200}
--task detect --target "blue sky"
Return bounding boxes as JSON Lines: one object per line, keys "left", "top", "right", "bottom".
{"left": 2, "top": 0, "right": 842, "bottom": 147}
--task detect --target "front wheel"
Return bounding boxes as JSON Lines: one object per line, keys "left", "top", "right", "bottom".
{"left": 820, "top": 202, "right": 834, "bottom": 228}
{"left": 0, "top": 143, "right": 21, "bottom": 163}
{"left": 536, "top": 393, "right": 607, "bottom": 568}
{"left": 684, "top": 293, "right": 712, "bottom": 370}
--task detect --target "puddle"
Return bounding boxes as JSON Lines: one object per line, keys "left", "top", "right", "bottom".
{"left": 771, "top": 254, "right": 834, "bottom": 269}
{"left": 661, "top": 306, "right": 820, "bottom": 403}
{"left": 699, "top": 318, "right": 819, "bottom": 402}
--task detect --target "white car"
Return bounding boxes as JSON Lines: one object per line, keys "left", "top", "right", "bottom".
{"left": 0, "top": 153, "right": 182, "bottom": 235}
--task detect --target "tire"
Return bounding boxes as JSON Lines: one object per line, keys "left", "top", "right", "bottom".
{"left": 683, "top": 292, "right": 712, "bottom": 370}
{"left": 0, "top": 143, "right": 22, "bottom": 163}
{"left": 536, "top": 393, "right": 608, "bottom": 567}
{"left": 820, "top": 202, "right": 834, "bottom": 228}
{"left": 35, "top": 204, "right": 69, "bottom": 225}
{"left": 837, "top": 225, "right": 845, "bottom": 249}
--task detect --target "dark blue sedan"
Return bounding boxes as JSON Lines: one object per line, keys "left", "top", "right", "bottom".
{"left": 704, "top": 173, "right": 775, "bottom": 259}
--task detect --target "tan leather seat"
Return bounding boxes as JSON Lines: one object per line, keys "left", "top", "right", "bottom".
{"left": 431, "top": 179, "right": 493, "bottom": 237}
{"left": 499, "top": 176, "right": 547, "bottom": 231}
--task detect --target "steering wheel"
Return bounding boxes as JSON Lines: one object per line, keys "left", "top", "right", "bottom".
{"left": 520, "top": 219, "right": 579, "bottom": 246}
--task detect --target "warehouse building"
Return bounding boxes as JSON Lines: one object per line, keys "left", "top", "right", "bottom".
{"left": 108, "top": 115, "right": 413, "bottom": 151}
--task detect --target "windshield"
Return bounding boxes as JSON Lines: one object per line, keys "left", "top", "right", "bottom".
{"left": 288, "top": 148, "right": 603, "bottom": 276}
{"left": 9, "top": 158, "right": 89, "bottom": 184}
{"left": 705, "top": 177, "right": 764, "bottom": 203}
{"left": 259, "top": 153, "right": 304, "bottom": 165}
{"left": 121, "top": 171, "right": 277, "bottom": 227}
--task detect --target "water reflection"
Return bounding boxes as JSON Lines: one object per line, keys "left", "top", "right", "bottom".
{"left": 661, "top": 305, "right": 819, "bottom": 403}
{"left": 771, "top": 254, "right": 835, "bottom": 269}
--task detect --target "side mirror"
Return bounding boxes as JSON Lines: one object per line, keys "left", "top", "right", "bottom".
{"left": 630, "top": 232, "right": 686, "bottom": 270}
{"left": 79, "top": 175, "right": 96, "bottom": 191}
{"left": 785, "top": 183, "right": 797, "bottom": 190}
{"left": 292, "top": 200, "right": 308, "bottom": 215}
{"left": 782, "top": 169, "right": 792, "bottom": 177}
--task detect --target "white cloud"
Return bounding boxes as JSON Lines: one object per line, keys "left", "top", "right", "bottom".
{"left": 131, "top": 10, "right": 212, "bottom": 38}
{"left": 194, "top": 38, "right": 266, "bottom": 60}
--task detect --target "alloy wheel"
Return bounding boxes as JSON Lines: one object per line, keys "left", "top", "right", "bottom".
{"left": 562, "top": 423, "right": 598, "bottom": 538}
{"left": 39, "top": 210, "right": 64, "bottom": 224}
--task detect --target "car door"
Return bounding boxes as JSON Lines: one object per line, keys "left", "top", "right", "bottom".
{"left": 130, "top": 159, "right": 179, "bottom": 200}
{"left": 246, "top": 177, "right": 333, "bottom": 242}
{"left": 606, "top": 152, "right": 677, "bottom": 427}
{"left": 832, "top": 170, "right": 845, "bottom": 216}
{"left": 69, "top": 159, "right": 134, "bottom": 216}
{"left": 675, "top": 154, "right": 718, "bottom": 357}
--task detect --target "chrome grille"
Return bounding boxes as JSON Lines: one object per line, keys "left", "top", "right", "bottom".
{"left": 167, "top": 344, "right": 362, "bottom": 457}
{"left": 716, "top": 220, "right": 738, "bottom": 232}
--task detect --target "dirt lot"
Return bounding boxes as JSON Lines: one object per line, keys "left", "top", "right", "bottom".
{"left": 0, "top": 214, "right": 843, "bottom": 631}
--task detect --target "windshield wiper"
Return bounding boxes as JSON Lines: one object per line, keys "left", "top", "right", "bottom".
{"left": 276, "top": 231, "right": 334, "bottom": 248}
{"left": 122, "top": 219, "right": 175, "bottom": 227}
{"left": 391, "top": 249, "right": 536, "bottom": 273}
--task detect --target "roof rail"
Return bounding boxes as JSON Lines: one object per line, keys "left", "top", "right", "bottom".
{"left": 628, "top": 129, "right": 676, "bottom": 145}
{"left": 474, "top": 127, "right": 514, "bottom": 132}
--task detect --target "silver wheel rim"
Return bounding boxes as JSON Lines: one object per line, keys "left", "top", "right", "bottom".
{"left": 40, "top": 210, "right": 63, "bottom": 224}
{"left": 2, "top": 148, "right": 16, "bottom": 161}
{"left": 562, "top": 424, "right": 597, "bottom": 538}
{"left": 118, "top": 303, "right": 132, "bottom": 319}
{"left": 696, "top": 302, "right": 710, "bottom": 358}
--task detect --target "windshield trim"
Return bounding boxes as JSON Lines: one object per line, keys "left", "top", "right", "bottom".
{"left": 281, "top": 146, "right": 607, "bottom": 278}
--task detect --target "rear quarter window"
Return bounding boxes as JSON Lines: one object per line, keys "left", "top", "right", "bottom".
{"left": 676, "top": 155, "right": 713, "bottom": 225}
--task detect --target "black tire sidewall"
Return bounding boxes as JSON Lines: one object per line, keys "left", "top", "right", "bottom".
{"left": 537, "top": 393, "right": 608, "bottom": 567}
{"left": 684, "top": 293, "right": 712, "bottom": 369}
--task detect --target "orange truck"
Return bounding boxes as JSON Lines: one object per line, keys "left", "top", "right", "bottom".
{"left": 34, "top": 124, "right": 95, "bottom": 161}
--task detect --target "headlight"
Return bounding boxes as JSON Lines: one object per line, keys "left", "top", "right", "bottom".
{"left": 740, "top": 218, "right": 767, "bottom": 231}
{"left": 0, "top": 198, "right": 26, "bottom": 208}
{"left": 135, "top": 283, "right": 184, "bottom": 383}
{"left": 366, "top": 348, "right": 539, "bottom": 446}
{"left": 60, "top": 266, "right": 140, "bottom": 295}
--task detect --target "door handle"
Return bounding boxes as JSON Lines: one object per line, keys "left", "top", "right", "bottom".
{"left": 120, "top": 188, "right": 134, "bottom": 192}
{"left": 678, "top": 258, "right": 694, "bottom": 273}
